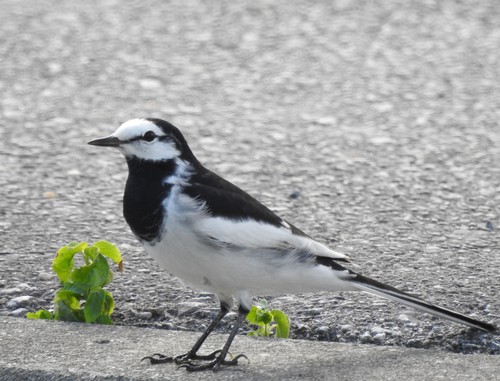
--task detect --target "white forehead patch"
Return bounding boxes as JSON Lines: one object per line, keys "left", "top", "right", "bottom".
{"left": 112, "top": 118, "right": 180, "bottom": 162}
{"left": 112, "top": 119, "right": 165, "bottom": 141}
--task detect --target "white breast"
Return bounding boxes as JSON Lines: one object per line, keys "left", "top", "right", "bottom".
{"left": 143, "top": 187, "right": 210, "bottom": 286}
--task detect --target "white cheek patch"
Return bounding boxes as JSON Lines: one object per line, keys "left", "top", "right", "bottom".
{"left": 121, "top": 140, "right": 180, "bottom": 161}
{"left": 111, "top": 118, "right": 181, "bottom": 161}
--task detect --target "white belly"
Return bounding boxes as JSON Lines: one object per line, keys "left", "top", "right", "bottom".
{"left": 143, "top": 223, "right": 354, "bottom": 306}
{"left": 141, "top": 187, "right": 355, "bottom": 308}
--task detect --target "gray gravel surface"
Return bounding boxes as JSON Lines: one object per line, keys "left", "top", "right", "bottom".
{"left": 1, "top": 0, "right": 499, "bottom": 357}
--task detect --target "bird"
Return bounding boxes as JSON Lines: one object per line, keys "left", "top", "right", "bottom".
{"left": 89, "top": 118, "right": 496, "bottom": 371}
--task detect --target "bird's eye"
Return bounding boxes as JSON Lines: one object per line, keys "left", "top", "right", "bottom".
{"left": 142, "top": 131, "right": 157, "bottom": 142}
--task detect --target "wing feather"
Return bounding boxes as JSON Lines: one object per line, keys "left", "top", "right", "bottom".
{"left": 187, "top": 206, "right": 348, "bottom": 261}
{"left": 183, "top": 167, "right": 348, "bottom": 261}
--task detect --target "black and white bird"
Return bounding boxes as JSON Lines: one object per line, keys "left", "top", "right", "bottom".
{"left": 89, "top": 118, "right": 496, "bottom": 371}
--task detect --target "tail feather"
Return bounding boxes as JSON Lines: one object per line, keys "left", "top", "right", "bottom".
{"left": 350, "top": 273, "right": 497, "bottom": 333}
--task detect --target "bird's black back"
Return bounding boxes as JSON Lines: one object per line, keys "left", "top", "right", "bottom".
{"left": 185, "top": 167, "right": 308, "bottom": 237}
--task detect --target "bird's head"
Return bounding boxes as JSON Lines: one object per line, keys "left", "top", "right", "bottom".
{"left": 88, "top": 118, "right": 196, "bottom": 163}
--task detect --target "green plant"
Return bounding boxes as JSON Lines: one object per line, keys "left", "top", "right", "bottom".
{"left": 246, "top": 299, "right": 290, "bottom": 339}
{"left": 27, "top": 241, "right": 123, "bottom": 324}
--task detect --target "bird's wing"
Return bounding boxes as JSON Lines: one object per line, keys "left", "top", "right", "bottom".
{"left": 193, "top": 214, "right": 348, "bottom": 261}
{"left": 182, "top": 169, "right": 348, "bottom": 261}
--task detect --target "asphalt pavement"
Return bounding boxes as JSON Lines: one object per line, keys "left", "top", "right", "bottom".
{"left": 1, "top": 0, "right": 499, "bottom": 379}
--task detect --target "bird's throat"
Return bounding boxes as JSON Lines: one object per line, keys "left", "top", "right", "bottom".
{"left": 123, "top": 158, "right": 176, "bottom": 242}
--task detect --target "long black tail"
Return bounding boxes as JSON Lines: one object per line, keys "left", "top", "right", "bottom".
{"left": 350, "top": 273, "right": 496, "bottom": 332}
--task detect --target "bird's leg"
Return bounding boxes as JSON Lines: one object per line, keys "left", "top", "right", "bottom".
{"left": 179, "top": 306, "right": 249, "bottom": 372}
{"left": 142, "top": 304, "right": 229, "bottom": 365}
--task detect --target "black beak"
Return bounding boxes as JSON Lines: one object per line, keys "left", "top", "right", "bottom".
{"left": 88, "top": 136, "right": 123, "bottom": 147}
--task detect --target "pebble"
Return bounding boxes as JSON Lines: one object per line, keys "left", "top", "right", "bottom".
{"left": 135, "top": 311, "right": 153, "bottom": 320}
{"left": 94, "top": 339, "right": 111, "bottom": 344}
{"left": 398, "top": 314, "right": 411, "bottom": 322}
{"left": 38, "top": 272, "right": 52, "bottom": 281}
{"left": 372, "top": 332, "right": 386, "bottom": 344}
{"left": 370, "top": 326, "right": 389, "bottom": 335}
{"left": 295, "top": 323, "right": 311, "bottom": 332}
{"left": 158, "top": 322, "right": 176, "bottom": 330}
{"left": 66, "top": 169, "right": 81, "bottom": 176}
{"left": 17, "top": 283, "right": 32, "bottom": 291}
{"left": 407, "top": 339, "right": 424, "bottom": 348}
{"left": 8, "top": 308, "right": 29, "bottom": 317}
{"left": 461, "top": 343, "right": 480, "bottom": 350}
{"left": 139, "top": 78, "right": 162, "bottom": 90}
{"left": 0, "top": 287, "right": 22, "bottom": 295}
{"left": 390, "top": 329, "right": 402, "bottom": 337}
{"left": 359, "top": 331, "right": 373, "bottom": 343}
{"left": 339, "top": 324, "right": 352, "bottom": 333}
{"left": 315, "top": 116, "right": 337, "bottom": 126}
{"left": 7, "top": 295, "right": 34, "bottom": 309}
{"left": 347, "top": 331, "right": 360, "bottom": 341}
{"left": 177, "top": 302, "right": 206, "bottom": 317}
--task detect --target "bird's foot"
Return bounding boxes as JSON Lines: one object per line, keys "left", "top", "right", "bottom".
{"left": 174, "top": 349, "right": 222, "bottom": 364}
{"left": 141, "top": 350, "right": 222, "bottom": 365}
{"left": 178, "top": 353, "right": 248, "bottom": 372}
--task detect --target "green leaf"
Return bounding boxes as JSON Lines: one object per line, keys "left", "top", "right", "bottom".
{"left": 93, "top": 241, "right": 122, "bottom": 265}
{"left": 83, "top": 246, "right": 99, "bottom": 263}
{"left": 53, "top": 288, "right": 83, "bottom": 322}
{"left": 54, "top": 299, "right": 83, "bottom": 322}
{"left": 71, "top": 254, "right": 112, "bottom": 289}
{"left": 260, "top": 310, "right": 274, "bottom": 325}
{"left": 52, "top": 241, "right": 87, "bottom": 282}
{"left": 246, "top": 305, "right": 260, "bottom": 325}
{"left": 84, "top": 289, "right": 106, "bottom": 323}
{"left": 26, "top": 309, "right": 53, "bottom": 320}
{"left": 60, "top": 282, "right": 86, "bottom": 297}
{"left": 54, "top": 289, "right": 81, "bottom": 310}
{"left": 66, "top": 241, "right": 88, "bottom": 252}
{"left": 102, "top": 291, "right": 115, "bottom": 315}
{"left": 271, "top": 310, "right": 290, "bottom": 338}
{"left": 95, "top": 315, "right": 113, "bottom": 325}
{"left": 247, "top": 304, "right": 273, "bottom": 326}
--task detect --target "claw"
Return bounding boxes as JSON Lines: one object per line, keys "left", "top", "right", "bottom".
{"left": 176, "top": 361, "right": 196, "bottom": 370}
{"left": 180, "top": 353, "right": 249, "bottom": 372}
{"left": 231, "top": 354, "right": 249, "bottom": 364}
{"left": 141, "top": 353, "right": 175, "bottom": 364}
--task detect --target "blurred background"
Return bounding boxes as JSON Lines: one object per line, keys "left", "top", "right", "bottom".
{"left": 1, "top": 0, "right": 499, "bottom": 353}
